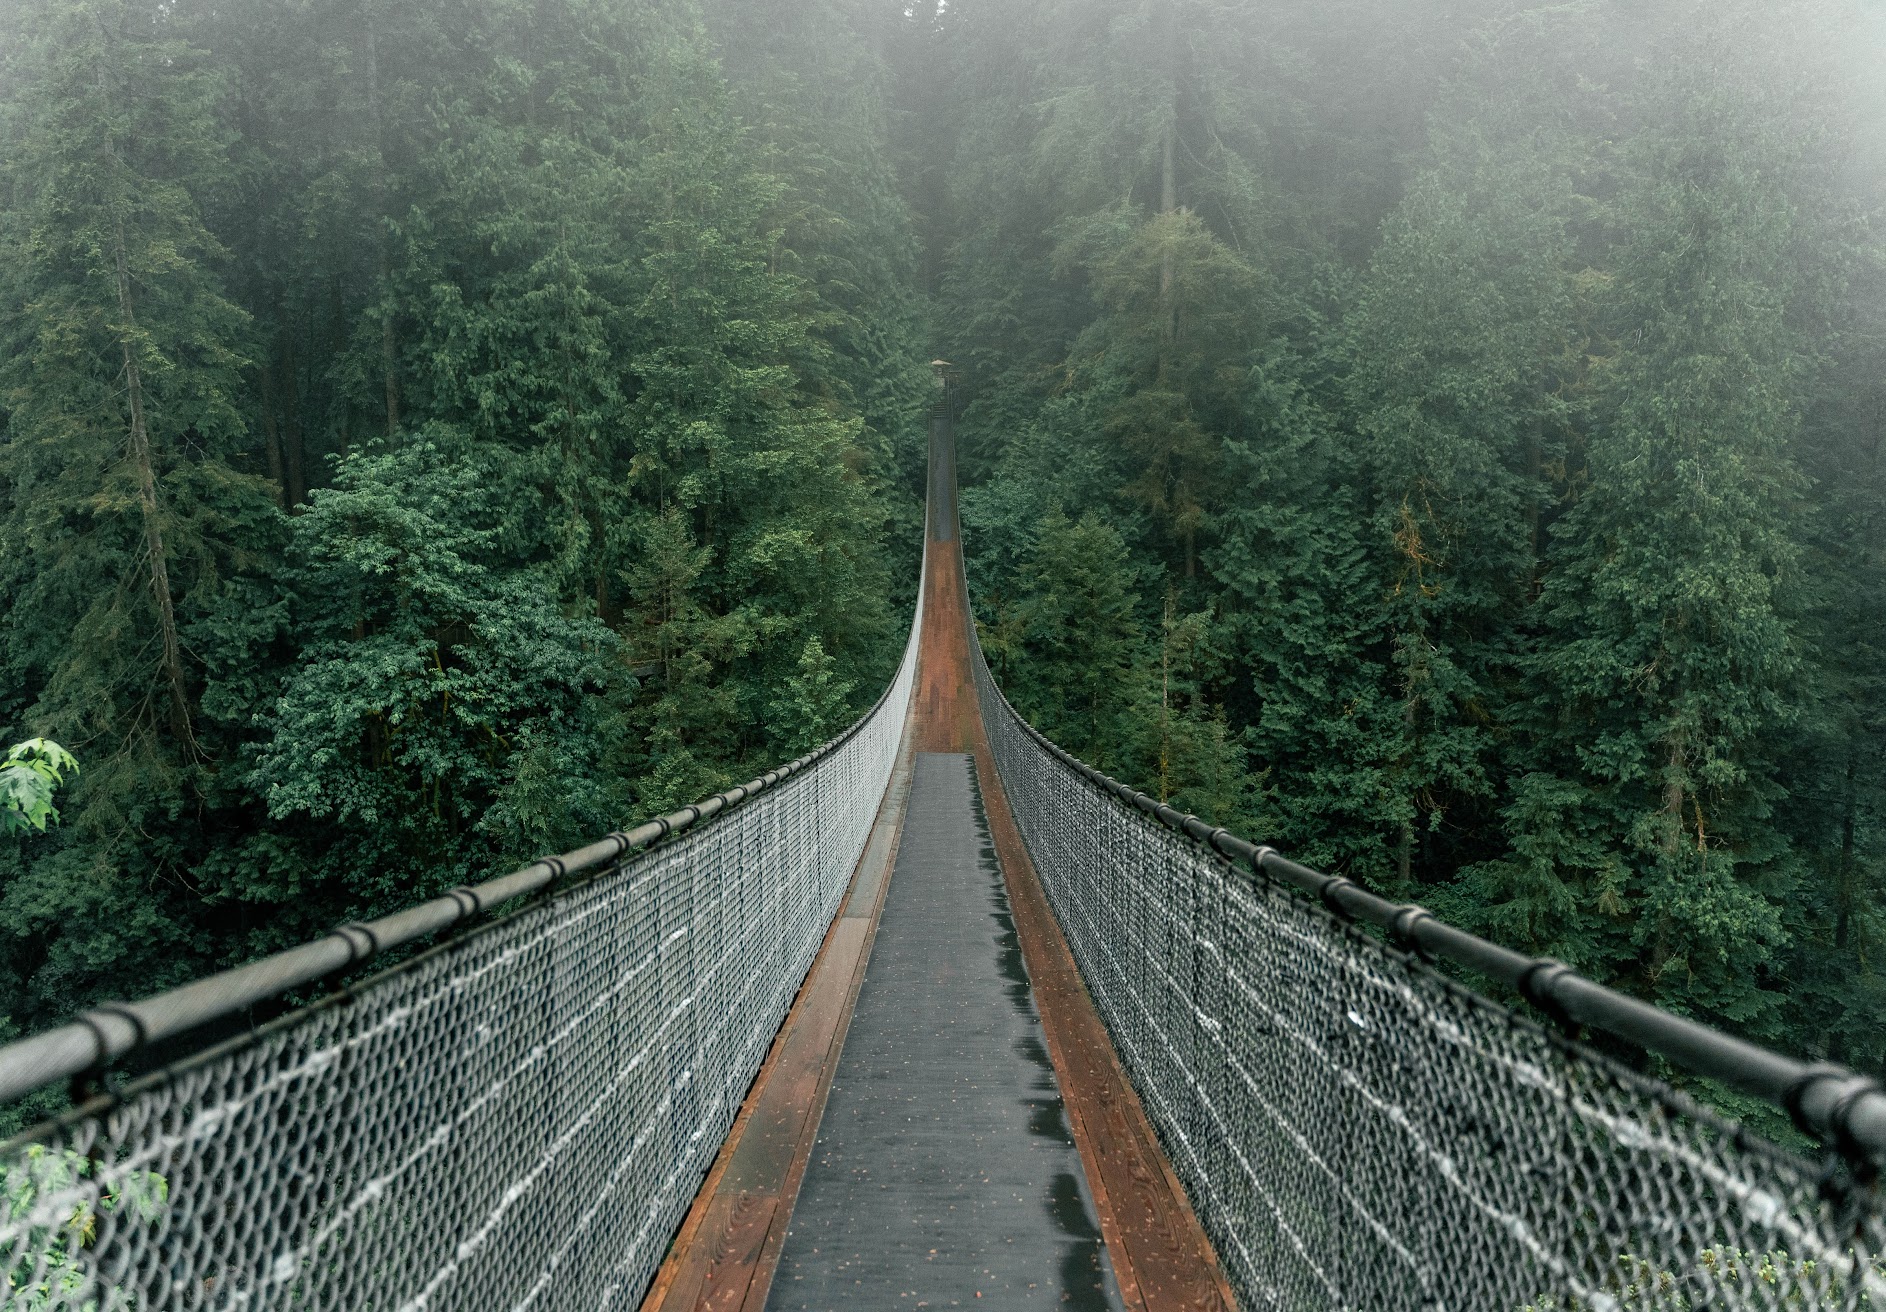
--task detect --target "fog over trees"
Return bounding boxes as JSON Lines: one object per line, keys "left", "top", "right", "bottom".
{"left": 1, "top": 0, "right": 1882, "bottom": 1132}
{"left": 920, "top": 0, "right": 1886, "bottom": 1122}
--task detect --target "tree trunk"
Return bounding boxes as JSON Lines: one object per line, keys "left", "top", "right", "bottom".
{"left": 364, "top": 4, "right": 399, "bottom": 436}
{"left": 1661, "top": 732, "right": 1688, "bottom": 859}
{"left": 1158, "top": 590, "right": 1173, "bottom": 800}
{"left": 282, "top": 348, "right": 308, "bottom": 508}
{"left": 113, "top": 221, "right": 195, "bottom": 751}
{"left": 269, "top": 329, "right": 308, "bottom": 508}
{"left": 1397, "top": 682, "right": 1417, "bottom": 888}
{"left": 1835, "top": 747, "right": 1856, "bottom": 954}
{"left": 331, "top": 279, "right": 353, "bottom": 461}
{"left": 1158, "top": 113, "right": 1177, "bottom": 348}
{"left": 260, "top": 381, "right": 287, "bottom": 505}
{"left": 1525, "top": 407, "right": 1543, "bottom": 587}
{"left": 1158, "top": 3, "right": 1178, "bottom": 346}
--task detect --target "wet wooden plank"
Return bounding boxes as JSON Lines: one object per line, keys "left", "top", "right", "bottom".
{"left": 638, "top": 745, "right": 912, "bottom": 1312}
{"left": 767, "top": 754, "right": 1122, "bottom": 1309}
{"left": 698, "top": 1194, "right": 776, "bottom": 1310}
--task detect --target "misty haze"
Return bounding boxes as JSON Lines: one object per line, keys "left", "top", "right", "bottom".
{"left": 0, "top": 2, "right": 1883, "bottom": 1308}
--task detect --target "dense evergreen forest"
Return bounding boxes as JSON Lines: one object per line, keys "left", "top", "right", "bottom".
{"left": 2, "top": 0, "right": 1883, "bottom": 1129}
{"left": 0, "top": 0, "right": 930, "bottom": 1099}
{"left": 916, "top": 0, "right": 1886, "bottom": 1112}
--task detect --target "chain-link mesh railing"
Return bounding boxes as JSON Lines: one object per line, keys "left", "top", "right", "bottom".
{"left": 971, "top": 635, "right": 1886, "bottom": 1311}
{"left": 9, "top": 401, "right": 1886, "bottom": 1312}
{"left": 0, "top": 574, "right": 922, "bottom": 1311}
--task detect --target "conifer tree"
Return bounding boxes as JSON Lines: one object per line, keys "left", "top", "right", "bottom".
{"left": 701, "top": 0, "right": 933, "bottom": 488}
{"left": 1003, "top": 508, "right": 1149, "bottom": 770}
{"left": 1336, "top": 11, "right": 1593, "bottom": 890}
{"left": 1509, "top": 25, "right": 1821, "bottom": 1025}
{"left": 0, "top": 0, "right": 283, "bottom": 1023}
{"left": 609, "top": 13, "right": 898, "bottom": 803}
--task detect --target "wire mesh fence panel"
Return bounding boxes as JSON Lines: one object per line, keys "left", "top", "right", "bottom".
{"left": 972, "top": 644, "right": 1886, "bottom": 1312}
{"left": 0, "top": 596, "right": 920, "bottom": 1312}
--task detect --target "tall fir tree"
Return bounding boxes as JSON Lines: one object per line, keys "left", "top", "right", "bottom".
{"left": 0, "top": 0, "right": 285, "bottom": 1025}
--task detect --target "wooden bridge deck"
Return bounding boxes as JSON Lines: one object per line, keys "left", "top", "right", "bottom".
{"left": 639, "top": 412, "right": 1232, "bottom": 1312}
{"left": 769, "top": 752, "right": 1121, "bottom": 1308}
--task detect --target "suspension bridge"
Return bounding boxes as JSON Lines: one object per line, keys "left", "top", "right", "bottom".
{"left": 2, "top": 400, "right": 1883, "bottom": 1310}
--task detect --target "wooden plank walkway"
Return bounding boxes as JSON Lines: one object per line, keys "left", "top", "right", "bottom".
{"left": 640, "top": 408, "right": 1232, "bottom": 1312}
{"left": 768, "top": 752, "right": 1121, "bottom": 1308}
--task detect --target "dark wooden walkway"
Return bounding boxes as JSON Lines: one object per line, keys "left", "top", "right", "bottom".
{"left": 639, "top": 409, "right": 1232, "bottom": 1312}
{"left": 768, "top": 752, "right": 1121, "bottom": 1308}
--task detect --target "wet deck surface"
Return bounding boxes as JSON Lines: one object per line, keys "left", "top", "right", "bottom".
{"left": 767, "top": 753, "right": 1123, "bottom": 1310}
{"left": 640, "top": 404, "right": 1229, "bottom": 1312}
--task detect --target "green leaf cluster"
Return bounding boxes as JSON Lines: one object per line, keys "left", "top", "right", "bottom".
{"left": 2, "top": 1145, "right": 165, "bottom": 1311}
{"left": 0, "top": 741, "right": 77, "bottom": 837}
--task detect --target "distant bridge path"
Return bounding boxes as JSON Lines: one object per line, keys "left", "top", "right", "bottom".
{"left": 0, "top": 395, "right": 1881, "bottom": 1311}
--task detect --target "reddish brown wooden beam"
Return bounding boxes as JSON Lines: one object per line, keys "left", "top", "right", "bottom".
{"left": 644, "top": 413, "right": 1232, "bottom": 1310}
{"left": 638, "top": 738, "right": 914, "bottom": 1312}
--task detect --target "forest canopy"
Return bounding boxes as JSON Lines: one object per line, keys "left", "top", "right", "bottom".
{"left": 913, "top": 0, "right": 1886, "bottom": 1110}
{"left": 1, "top": 0, "right": 1882, "bottom": 1132}
{"left": 0, "top": 0, "right": 929, "bottom": 1109}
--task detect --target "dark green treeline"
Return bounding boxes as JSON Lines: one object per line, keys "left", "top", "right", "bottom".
{"left": 905, "top": 0, "right": 1886, "bottom": 1112}
{"left": 0, "top": 0, "right": 928, "bottom": 1113}
{"left": 2, "top": 0, "right": 1883, "bottom": 1135}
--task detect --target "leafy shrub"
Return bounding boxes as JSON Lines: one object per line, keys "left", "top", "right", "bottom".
{"left": 3, "top": 1146, "right": 165, "bottom": 1310}
{"left": 1520, "top": 1247, "right": 1884, "bottom": 1310}
{"left": 0, "top": 741, "right": 77, "bottom": 836}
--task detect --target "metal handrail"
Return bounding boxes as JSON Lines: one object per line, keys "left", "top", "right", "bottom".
{"left": 0, "top": 616, "right": 922, "bottom": 1108}
{"left": 969, "top": 618, "right": 1886, "bottom": 1173}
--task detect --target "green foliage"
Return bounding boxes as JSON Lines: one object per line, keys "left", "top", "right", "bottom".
{"left": 1517, "top": 1247, "right": 1884, "bottom": 1310}
{"left": 974, "top": 504, "right": 1250, "bottom": 825}
{"left": 0, "top": 742, "right": 77, "bottom": 837}
{"left": 998, "top": 508, "right": 1149, "bottom": 769}
{"left": 0, "top": 0, "right": 291, "bottom": 1029}
{"left": 766, "top": 637, "right": 856, "bottom": 759}
{"left": 3, "top": 1145, "right": 165, "bottom": 1310}
{"left": 252, "top": 438, "right": 622, "bottom": 903}
{"left": 0, "top": 0, "right": 919, "bottom": 1045}
{"left": 925, "top": 0, "right": 1886, "bottom": 1078}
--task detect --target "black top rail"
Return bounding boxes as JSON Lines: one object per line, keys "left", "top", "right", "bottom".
{"left": 0, "top": 643, "right": 916, "bottom": 1108}
{"left": 974, "top": 645, "right": 1886, "bottom": 1175}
